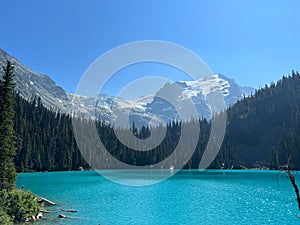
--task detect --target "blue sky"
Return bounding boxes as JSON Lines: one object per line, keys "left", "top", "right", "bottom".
{"left": 1, "top": 0, "right": 300, "bottom": 97}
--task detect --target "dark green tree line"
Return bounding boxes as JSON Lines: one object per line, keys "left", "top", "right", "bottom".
{"left": 8, "top": 69, "right": 300, "bottom": 171}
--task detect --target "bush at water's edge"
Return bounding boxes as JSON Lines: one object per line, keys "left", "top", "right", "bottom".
{"left": 0, "top": 189, "right": 39, "bottom": 223}
{"left": 0, "top": 206, "right": 12, "bottom": 225}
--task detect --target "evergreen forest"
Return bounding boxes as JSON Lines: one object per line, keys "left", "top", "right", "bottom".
{"left": 10, "top": 71, "right": 300, "bottom": 172}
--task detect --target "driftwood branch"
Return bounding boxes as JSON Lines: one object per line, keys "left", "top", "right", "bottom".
{"left": 286, "top": 169, "right": 300, "bottom": 211}
{"left": 280, "top": 164, "right": 300, "bottom": 211}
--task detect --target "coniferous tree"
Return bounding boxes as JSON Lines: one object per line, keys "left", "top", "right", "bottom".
{"left": 0, "top": 61, "right": 17, "bottom": 190}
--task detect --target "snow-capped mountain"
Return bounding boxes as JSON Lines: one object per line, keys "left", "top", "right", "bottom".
{"left": 0, "top": 48, "right": 255, "bottom": 127}
{"left": 138, "top": 74, "right": 254, "bottom": 122}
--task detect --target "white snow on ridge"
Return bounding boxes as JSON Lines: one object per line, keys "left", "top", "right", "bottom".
{"left": 129, "top": 94, "right": 155, "bottom": 105}
{"left": 180, "top": 89, "right": 199, "bottom": 99}
{"left": 1, "top": 46, "right": 256, "bottom": 126}
{"left": 178, "top": 74, "right": 231, "bottom": 99}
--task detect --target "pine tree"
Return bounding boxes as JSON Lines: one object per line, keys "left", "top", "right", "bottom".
{"left": 0, "top": 61, "right": 17, "bottom": 190}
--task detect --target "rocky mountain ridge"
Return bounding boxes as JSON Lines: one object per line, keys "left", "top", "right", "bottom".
{"left": 0, "top": 48, "right": 255, "bottom": 126}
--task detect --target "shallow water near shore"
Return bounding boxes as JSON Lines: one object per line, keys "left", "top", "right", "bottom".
{"left": 17, "top": 170, "right": 300, "bottom": 225}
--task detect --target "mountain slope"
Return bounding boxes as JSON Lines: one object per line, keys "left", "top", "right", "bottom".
{"left": 12, "top": 71, "right": 300, "bottom": 171}
{"left": 145, "top": 74, "right": 254, "bottom": 121}
{"left": 218, "top": 72, "right": 300, "bottom": 169}
{"left": 0, "top": 48, "right": 71, "bottom": 112}
{"left": 0, "top": 48, "right": 254, "bottom": 126}
{"left": 4, "top": 48, "right": 300, "bottom": 170}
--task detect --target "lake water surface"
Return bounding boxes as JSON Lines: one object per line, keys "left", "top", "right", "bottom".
{"left": 17, "top": 170, "right": 300, "bottom": 225}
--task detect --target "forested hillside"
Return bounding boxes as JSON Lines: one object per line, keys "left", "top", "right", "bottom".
{"left": 12, "top": 94, "right": 212, "bottom": 171}
{"left": 11, "top": 71, "right": 300, "bottom": 171}
{"left": 220, "top": 71, "right": 300, "bottom": 169}
{"left": 13, "top": 95, "right": 88, "bottom": 171}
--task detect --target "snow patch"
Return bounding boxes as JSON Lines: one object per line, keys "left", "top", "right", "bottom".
{"left": 178, "top": 74, "right": 231, "bottom": 99}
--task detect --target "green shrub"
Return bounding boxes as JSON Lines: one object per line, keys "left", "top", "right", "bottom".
{"left": 0, "top": 189, "right": 39, "bottom": 223}
{"left": 0, "top": 207, "right": 13, "bottom": 225}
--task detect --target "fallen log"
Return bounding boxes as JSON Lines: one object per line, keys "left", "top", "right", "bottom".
{"left": 37, "top": 197, "right": 56, "bottom": 205}
{"left": 61, "top": 208, "right": 77, "bottom": 213}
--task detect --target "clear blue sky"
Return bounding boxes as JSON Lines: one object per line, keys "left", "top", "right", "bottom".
{"left": 1, "top": 0, "right": 300, "bottom": 97}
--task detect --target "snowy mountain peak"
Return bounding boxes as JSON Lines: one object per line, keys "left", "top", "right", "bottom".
{"left": 144, "top": 74, "right": 255, "bottom": 121}
{"left": 177, "top": 74, "right": 231, "bottom": 99}
{"left": 0, "top": 48, "right": 255, "bottom": 126}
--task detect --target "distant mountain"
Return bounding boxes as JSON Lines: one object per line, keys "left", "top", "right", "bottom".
{"left": 5, "top": 48, "right": 300, "bottom": 170}
{"left": 0, "top": 48, "right": 255, "bottom": 126}
{"left": 71, "top": 74, "right": 255, "bottom": 127}
{"left": 145, "top": 74, "right": 254, "bottom": 121}
{"left": 11, "top": 70, "right": 300, "bottom": 171}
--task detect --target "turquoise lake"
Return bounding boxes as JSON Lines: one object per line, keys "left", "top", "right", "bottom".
{"left": 16, "top": 170, "right": 300, "bottom": 225}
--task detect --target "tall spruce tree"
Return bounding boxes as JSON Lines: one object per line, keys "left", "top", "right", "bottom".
{"left": 0, "top": 61, "right": 17, "bottom": 190}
